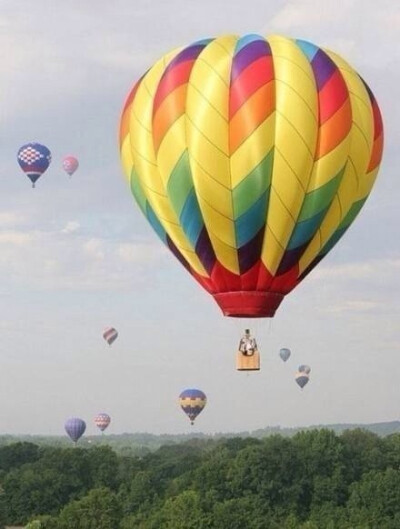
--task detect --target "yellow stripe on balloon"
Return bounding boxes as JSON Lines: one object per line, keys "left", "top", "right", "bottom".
{"left": 186, "top": 36, "right": 240, "bottom": 273}
{"left": 129, "top": 53, "right": 207, "bottom": 276}
{"left": 156, "top": 115, "right": 187, "bottom": 189}
{"left": 299, "top": 52, "right": 374, "bottom": 274}
{"left": 307, "top": 136, "right": 350, "bottom": 191}
{"left": 120, "top": 134, "right": 134, "bottom": 183}
{"left": 262, "top": 35, "right": 318, "bottom": 274}
{"left": 230, "top": 109, "right": 276, "bottom": 189}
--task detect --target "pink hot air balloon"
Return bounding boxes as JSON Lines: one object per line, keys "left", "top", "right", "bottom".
{"left": 94, "top": 413, "right": 111, "bottom": 433}
{"left": 103, "top": 327, "right": 118, "bottom": 346}
{"left": 62, "top": 155, "right": 79, "bottom": 177}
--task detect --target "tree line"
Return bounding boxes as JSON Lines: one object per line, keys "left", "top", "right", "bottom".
{"left": 0, "top": 429, "right": 398, "bottom": 528}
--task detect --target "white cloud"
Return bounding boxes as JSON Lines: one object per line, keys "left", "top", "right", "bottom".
{"left": 0, "top": 211, "right": 26, "bottom": 227}
{"left": 61, "top": 221, "right": 80, "bottom": 234}
{"left": 83, "top": 238, "right": 105, "bottom": 261}
{"left": 268, "top": 0, "right": 356, "bottom": 30}
{"left": 117, "top": 242, "right": 165, "bottom": 263}
{"left": 0, "top": 225, "right": 167, "bottom": 291}
{"left": 324, "top": 300, "right": 383, "bottom": 313}
{"left": 313, "top": 258, "right": 400, "bottom": 281}
{"left": 0, "top": 230, "right": 34, "bottom": 245}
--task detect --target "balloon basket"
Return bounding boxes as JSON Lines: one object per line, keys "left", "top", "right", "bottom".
{"left": 236, "top": 350, "right": 260, "bottom": 371}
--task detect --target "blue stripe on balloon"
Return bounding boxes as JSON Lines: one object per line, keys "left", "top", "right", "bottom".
{"left": 180, "top": 189, "right": 204, "bottom": 246}
{"left": 180, "top": 389, "right": 206, "bottom": 399}
{"left": 146, "top": 206, "right": 167, "bottom": 243}
{"left": 235, "top": 191, "right": 267, "bottom": 248}
{"left": 287, "top": 208, "right": 327, "bottom": 250}
{"left": 235, "top": 34, "right": 264, "bottom": 53}
{"left": 296, "top": 39, "right": 319, "bottom": 62}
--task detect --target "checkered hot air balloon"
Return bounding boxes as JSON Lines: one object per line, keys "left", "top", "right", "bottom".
{"left": 94, "top": 413, "right": 111, "bottom": 433}
{"left": 179, "top": 389, "right": 207, "bottom": 425}
{"left": 62, "top": 155, "right": 79, "bottom": 177}
{"left": 103, "top": 327, "right": 118, "bottom": 346}
{"left": 17, "top": 142, "right": 52, "bottom": 188}
{"left": 64, "top": 417, "right": 86, "bottom": 443}
{"left": 119, "top": 35, "right": 383, "bottom": 319}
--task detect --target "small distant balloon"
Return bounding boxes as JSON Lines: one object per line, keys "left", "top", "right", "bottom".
{"left": 17, "top": 142, "right": 52, "bottom": 188}
{"left": 279, "top": 348, "right": 291, "bottom": 362}
{"left": 295, "top": 372, "right": 310, "bottom": 389}
{"left": 62, "top": 155, "right": 79, "bottom": 177}
{"left": 94, "top": 413, "right": 111, "bottom": 433}
{"left": 299, "top": 364, "right": 311, "bottom": 375}
{"left": 65, "top": 417, "right": 86, "bottom": 443}
{"left": 103, "top": 327, "right": 118, "bottom": 346}
{"left": 179, "top": 389, "right": 207, "bottom": 425}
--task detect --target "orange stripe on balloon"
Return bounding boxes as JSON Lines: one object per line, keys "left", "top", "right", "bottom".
{"left": 230, "top": 56, "right": 274, "bottom": 118}
{"left": 153, "top": 83, "right": 187, "bottom": 153}
{"left": 315, "top": 99, "right": 352, "bottom": 159}
{"left": 153, "top": 60, "right": 195, "bottom": 116}
{"left": 367, "top": 133, "right": 383, "bottom": 172}
{"left": 119, "top": 80, "right": 142, "bottom": 147}
{"left": 229, "top": 82, "right": 275, "bottom": 153}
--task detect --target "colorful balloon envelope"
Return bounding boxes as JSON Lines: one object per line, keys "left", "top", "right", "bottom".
{"left": 179, "top": 389, "right": 207, "bottom": 425}
{"left": 298, "top": 364, "right": 311, "bottom": 375}
{"left": 94, "top": 413, "right": 111, "bottom": 432}
{"left": 17, "top": 142, "right": 52, "bottom": 188}
{"left": 64, "top": 417, "right": 86, "bottom": 443}
{"left": 119, "top": 34, "right": 383, "bottom": 318}
{"left": 295, "top": 372, "right": 310, "bottom": 389}
{"left": 279, "top": 348, "right": 291, "bottom": 362}
{"left": 62, "top": 155, "right": 79, "bottom": 177}
{"left": 103, "top": 327, "right": 118, "bottom": 346}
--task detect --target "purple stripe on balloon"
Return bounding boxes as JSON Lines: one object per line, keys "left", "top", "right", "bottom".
{"left": 276, "top": 242, "right": 308, "bottom": 276}
{"left": 311, "top": 49, "right": 337, "bottom": 91}
{"left": 166, "top": 44, "right": 208, "bottom": 74}
{"left": 195, "top": 227, "right": 216, "bottom": 274}
{"left": 231, "top": 40, "right": 271, "bottom": 82}
{"left": 238, "top": 227, "right": 265, "bottom": 273}
{"left": 167, "top": 237, "right": 191, "bottom": 272}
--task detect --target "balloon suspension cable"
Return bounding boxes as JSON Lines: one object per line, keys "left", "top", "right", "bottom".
{"left": 32, "top": 182, "right": 35, "bottom": 189}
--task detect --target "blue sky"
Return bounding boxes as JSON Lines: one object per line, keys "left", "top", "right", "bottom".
{"left": 0, "top": 0, "right": 399, "bottom": 435}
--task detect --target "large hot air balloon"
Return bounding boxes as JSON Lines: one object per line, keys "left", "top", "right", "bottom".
{"left": 119, "top": 35, "right": 383, "bottom": 319}
{"left": 17, "top": 142, "right": 52, "bottom": 188}
{"left": 62, "top": 155, "right": 79, "bottom": 177}
{"left": 179, "top": 389, "right": 207, "bottom": 425}
{"left": 94, "top": 413, "right": 111, "bottom": 433}
{"left": 279, "top": 348, "right": 291, "bottom": 362}
{"left": 64, "top": 417, "right": 86, "bottom": 443}
{"left": 103, "top": 327, "right": 118, "bottom": 346}
{"left": 295, "top": 372, "right": 310, "bottom": 389}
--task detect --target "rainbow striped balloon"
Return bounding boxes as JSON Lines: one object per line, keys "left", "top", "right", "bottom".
{"left": 119, "top": 35, "right": 383, "bottom": 318}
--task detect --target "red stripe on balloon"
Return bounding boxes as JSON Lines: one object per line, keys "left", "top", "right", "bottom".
{"left": 318, "top": 69, "right": 349, "bottom": 124}
{"left": 229, "top": 56, "right": 274, "bottom": 118}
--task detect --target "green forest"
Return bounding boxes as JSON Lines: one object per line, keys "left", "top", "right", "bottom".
{"left": 0, "top": 429, "right": 399, "bottom": 528}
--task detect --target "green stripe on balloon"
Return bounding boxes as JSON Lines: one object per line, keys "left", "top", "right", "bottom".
{"left": 167, "top": 150, "right": 193, "bottom": 217}
{"left": 232, "top": 149, "right": 273, "bottom": 218}
{"left": 130, "top": 168, "right": 148, "bottom": 215}
{"left": 298, "top": 167, "right": 345, "bottom": 222}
